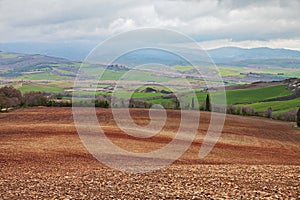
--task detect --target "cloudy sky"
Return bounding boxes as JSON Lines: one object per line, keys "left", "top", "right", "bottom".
{"left": 0, "top": 0, "right": 300, "bottom": 51}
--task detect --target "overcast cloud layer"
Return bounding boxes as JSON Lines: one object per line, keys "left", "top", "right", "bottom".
{"left": 0, "top": 0, "right": 300, "bottom": 50}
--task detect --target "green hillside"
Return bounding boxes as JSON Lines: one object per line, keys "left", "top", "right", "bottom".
{"left": 194, "top": 84, "right": 292, "bottom": 105}
{"left": 240, "top": 98, "right": 300, "bottom": 114}
{"left": 143, "top": 84, "right": 298, "bottom": 114}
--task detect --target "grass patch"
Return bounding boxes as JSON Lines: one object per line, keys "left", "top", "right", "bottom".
{"left": 240, "top": 98, "right": 300, "bottom": 114}
{"left": 19, "top": 72, "right": 70, "bottom": 80}
{"left": 218, "top": 68, "right": 242, "bottom": 76}
{"left": 17, "top": 84, "right": 64, "bottom": 93}
{"left": 148, "top": 98, "right": 173, "bottom": 105}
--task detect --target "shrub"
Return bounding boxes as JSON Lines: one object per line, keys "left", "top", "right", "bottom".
{"left": 199, "top": 103, "right": 205, "bottom": 111}
{"left": 235, "top": 106, "right": 241, "bottom": 115}
{"left": 129, "top": 99, "right": 152, "bottom": 108}
{"left": 95, "top": 99, "right": 110, "bottom": 108}
{"left": 241, "top": 106, "right": 255, "bottom": 116}
{"left": 173, "top": 98, "right": 180, "bottom": 110}
{"left": 265, "top": 107, "right": 273, "bottom": 118}
{"left": 212, "top": 104, "right": 226, "bottom": 113}
{"left": 277, "top": 110, "right": 297, "bottom": 122}
{"left": 227, "top": 105, "right": 236, "bottom": 114}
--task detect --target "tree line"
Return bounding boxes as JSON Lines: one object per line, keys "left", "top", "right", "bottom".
{"left": 0, "top": 86, "right": 48, "bottom": 110}
{"left": 0, "top": 86, "right": 110, "bottom": 110}
{"left": 1, "top": 86, "right": 299, "bottom": 127}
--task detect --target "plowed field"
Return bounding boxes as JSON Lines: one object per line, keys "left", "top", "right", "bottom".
{"left": 0, "top": 107, "right": 299, "bottom": 199}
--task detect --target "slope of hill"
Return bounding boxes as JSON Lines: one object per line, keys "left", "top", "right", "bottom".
{"left": 0, "top": 51, "right": 75, "bottom": 76}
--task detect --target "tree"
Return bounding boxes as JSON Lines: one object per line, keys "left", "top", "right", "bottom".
{"left": 173, "top": 98, "right": 180, "bottom": 110}
{"left": 95, "top": 99, "right": 110, "bottom": 108}
{"left": 0, "top": 93, "right": 9, "bottom": 110}
{"left": 22, "top": 92, "right": 48, "bottom": 106}
{"left": 205, "top": 94, "right": 211, "bottom": 111}
{"left": 191, "top": 97, "right": 194, "bottom": 109}
{"left": 297, "top": 108, "right": 300, "bottom": 127}
{"left": 0, "top": 86, "right": 22, "bottom": 108}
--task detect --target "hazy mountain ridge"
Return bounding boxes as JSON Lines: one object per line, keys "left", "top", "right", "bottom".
{"left": 208, "top": 47, "right": 300, "bottom": 60}
{"left": 1, "top": 43, "right": 300, "bottom": 63}
{"left": 0, "top": 46, "right": 299, "bottom": 78}
{"left": 208, "top": 47, "right": 300, "bottom": 68}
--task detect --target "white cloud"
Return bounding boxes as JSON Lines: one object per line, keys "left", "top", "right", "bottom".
{"left": 0, "top": 0, "right": 299, "bottom": 50}
{"left": 108, "top": 18, "right": 137, "bottom": 34}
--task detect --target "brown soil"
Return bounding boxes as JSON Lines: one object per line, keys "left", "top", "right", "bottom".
{"left": 0, "top": 107, "right": 299, "bottom": 199}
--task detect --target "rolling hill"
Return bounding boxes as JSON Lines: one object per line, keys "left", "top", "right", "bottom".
{"left": 0, "top": 49, "right": 299, "bottom": 119}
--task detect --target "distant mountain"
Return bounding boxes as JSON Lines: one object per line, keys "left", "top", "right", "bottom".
{"left": 207, "top": 47, "right": 300, "bottom": 63}
{"left": 114, "top": 47, "right": 300, "bottom": 68}
{"left": 1, "top": 42, "right": 300, "bottom": 66}
{"left": 0, "top": 42, "right": 96, "bottom": 61}
{"left": 0, "top": 45, "right": 300, "bottom": 70}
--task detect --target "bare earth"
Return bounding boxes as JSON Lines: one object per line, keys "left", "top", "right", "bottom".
{"left": 0, "top": 107, "right": 299, "bottom": 199}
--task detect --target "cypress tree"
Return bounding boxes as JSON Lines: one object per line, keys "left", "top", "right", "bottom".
{"left": 205, "top": 94, "right": 211, "bottom": 112}
{"left": 297, "top": 107, "right": 300, "bottom": 127}
{"left": 191, "top": 97, "right": 194, "bottom": 109}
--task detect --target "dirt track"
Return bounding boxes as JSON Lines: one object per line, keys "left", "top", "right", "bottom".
{"left": 0, "top": 107, "right": 299, "bottom": 199}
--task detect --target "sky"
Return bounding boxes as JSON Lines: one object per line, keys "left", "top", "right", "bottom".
{"left": 0, "top": 0, "right": 300, "bottom": 51}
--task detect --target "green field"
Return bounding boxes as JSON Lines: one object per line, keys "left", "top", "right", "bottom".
{"left": 240, "top": 98, "right": 300, "bottom": 114}
{"left": 225, "top": 85, "right": 291, "bottom": 104}
{"left": 218, "top": 66, "right": 245, "bottom": 76}
{"left": 217, "top": 65, "right": 300, "bottom": 78}
{"left": 1, "top": 58, "right": 299, "bottom": 116}
{"left": 17, "top": 84, "right": 64, "bottom": 93}
{"left": 148, "top": 98, "right": 173, "bottom": 107}
{"left": 139, "top": 84, "right": 298, "bottom": 113}
{"left": 194, "top": 84, "right": 292, "bottom": 105}
{"left": 18, "top": 72, "right": 69, "bottom": 80}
